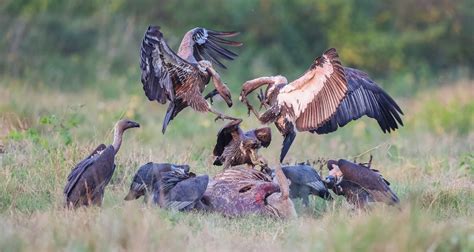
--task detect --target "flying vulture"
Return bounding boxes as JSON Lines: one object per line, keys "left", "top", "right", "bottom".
{"left": 325, "top": 159, "right": 400, "bottom": 208}
{"left": 279, "top": 163, "right": 332, "bottom": 206}
{"left": 140, "top": 26, "right": 242, "bottom": 133}
{"left": 240, "top": 48, "right": 404, "bottom": 162}
{"left": 213, "top": 119, "right": 272, "bottom": 170}
{"left": 64, "top": 119, "right": 140, "bottom": 208}
{"left": 124, "top": 162, "right": 190, "bottom": 202}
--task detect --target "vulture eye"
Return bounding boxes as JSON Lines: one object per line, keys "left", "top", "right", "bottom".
{"left": 239, "top": 185, "right": 253, "bottom": 193}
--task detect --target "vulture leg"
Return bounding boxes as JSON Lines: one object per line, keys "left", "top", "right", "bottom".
{"left": 204, "top": 89, "right": 219, "bottom": 104}
{"left": 207, "top": 66, "right": 233, "bottom": 107}
{"left": 209, "top": 108, "right": 240, "bottom": 122}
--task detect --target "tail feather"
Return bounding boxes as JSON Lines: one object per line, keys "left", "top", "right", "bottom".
{"left": 280, "top": 131, "right": 296, "bottom": 163}
{"left": 162, "top": 103, "right": 175, "bottom": 134}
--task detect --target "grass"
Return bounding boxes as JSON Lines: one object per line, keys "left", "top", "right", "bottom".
{"left": 0, "top": 79, "right": 473, "bottom": 251}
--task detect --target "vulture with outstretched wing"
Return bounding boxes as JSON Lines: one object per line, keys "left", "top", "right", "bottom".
{"left": 325, "top": 159, "right": 399, "bottom": 208}
{"left": 64, "top": 119, "right": 140, "bottom": 208}
{"left": 140, "top": 26, "right": 242, "bottom": 133}
{"left": 213, "top": 119, "right": 272, "bottom": 170}
{"left": 240, "top": 48, "right": 403, "bottom": 162}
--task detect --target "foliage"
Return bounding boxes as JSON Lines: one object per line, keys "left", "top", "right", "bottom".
{"left": 0, "top": 0, "right": 472, "bottom": 95}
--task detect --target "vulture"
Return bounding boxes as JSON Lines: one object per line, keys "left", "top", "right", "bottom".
{"left": 213, "top": 119, "right": 272, "bottom": 170}
{"left": 153, "top": 168, "right": 209, "bottom": 211}
{"left": 203, "top": 165, "right": 297, "bottom": 219}
{"left": 140, "top": 26, "right": 242, "bottom": 133}
{"left": 64, "top": 119, "right": 140, "bottom": 208}
{"left": 325, "top": 159, "right": 399, "bottom": 208}
{"left": 124, "top": 162, "right": 190, "bottom": 202}
{"left": 240, "top": 48, "right": 404, "bottom": 162}
{"left": 279, "top": 163, "right": 332, "bottom": 207}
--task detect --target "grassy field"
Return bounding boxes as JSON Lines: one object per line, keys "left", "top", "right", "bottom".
{"left": 0, "top": 80, "right": 473, "bottom": 252}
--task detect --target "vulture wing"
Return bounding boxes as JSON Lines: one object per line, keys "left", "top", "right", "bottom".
{"left": 64, "top": 144, "right": 106, "bottom": 196}
{"left": 214, "top": 167, "right": 272, "bottom": 183}
{"left": 166, "top": 175, "right": 209, "bottom": 211}
{"left": 213, "top": 119, "right": 243, "bottom": 157}
{"left": 312, "top": 67, "right": 404, "bottom": 134}
{"left": 277, "top": 48, "right": 348, "bottom": 132}
{"left": 64, "top": 146, "right": 116, "bottom": 202}
{"left": 140, "top": 26, "right": 202, "bottom": 105}
{"left": 179, "top": 28, "right": 242, "bottom": 69}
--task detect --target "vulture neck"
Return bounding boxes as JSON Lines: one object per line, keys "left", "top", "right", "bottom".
{"left": 177, "top": 31, "right": 195, "bottom": 62}
{"left": 112, "top": 126, "right": 124, "bottom": 154}
{"left": 275, "top": 164, "right": 290, "bottom": 200}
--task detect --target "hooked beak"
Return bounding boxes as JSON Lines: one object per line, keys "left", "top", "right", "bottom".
{"left": 225, "top": 98, "right": 233, "bottom": 107}
{"left": 324, "top": 175, "right": 337, "bottom": 189}
{"left": 130, "top": 121, "right": 140, "bottom": 128}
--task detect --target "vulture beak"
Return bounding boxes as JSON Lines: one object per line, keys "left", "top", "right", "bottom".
{"left": 324, "top": 175, "right": 337, "bottom": 189}
{"left": 130, "top": 121, "right": 140, "bottom": 128}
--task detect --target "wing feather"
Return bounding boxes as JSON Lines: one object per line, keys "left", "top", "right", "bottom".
{"left": 190, "top": 28, "right": 242, "bottom": 69}
{"left": 213, "top": 119, "right": 243, "bottom": 157}
{"left": 140, "top": 26, "right": 200, "bottom": 104}
{"left": 313, "top": 67, "right": 404, "bottom": 134}
{"left": 277, "top": 48, "right": 348, "bottom": 131}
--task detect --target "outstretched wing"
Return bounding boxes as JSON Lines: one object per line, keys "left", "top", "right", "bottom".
{"left": 140, "top": 26, "right": 201, "bottom": 105}
{"left": 213, "top": 119, "right": 243, "bottom": 157}
{"left": 277, "top": 48, "right": 348, "bottom": 132}
{"left": 177, "top": 28, "right": 242, "bottom": 68}
{"left": 312, "top": 67, "right": 404, "bottom": 134}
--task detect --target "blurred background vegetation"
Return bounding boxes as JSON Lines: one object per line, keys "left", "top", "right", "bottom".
{"left": 1, "top": 0, "right": 472, "bottom": 96}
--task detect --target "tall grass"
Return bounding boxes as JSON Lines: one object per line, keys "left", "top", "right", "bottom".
{"left": 0, "top": 80, "right": 473, "bottom": 251}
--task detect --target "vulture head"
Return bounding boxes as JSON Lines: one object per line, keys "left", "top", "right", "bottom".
{"left": 325, "top": 160, "right": 344, "bottom": 189}
{"left": 115, "top": 119, "right": 140, "bottom": 132}
{"left": 253, "top": 127, "right": 272, "bottom": 147}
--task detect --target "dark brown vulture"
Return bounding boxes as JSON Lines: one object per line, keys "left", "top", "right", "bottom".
{"left": 124, "top": 162, "right": 190, "bottom": 202}
{"left": 213, "top": 119, "right": 272, "bottom": 170}
{"left": 64, "top": 119, "right": 140, "bottom": 208}
{"left": 154, "top": 168, "right": 209, "bottom": 211}
{"left": 280, "top": 163, "right": 332, "bottom": 206}
{"left": 140, "top": 26, "right": 242, "bottom": 133}
{"left": 203, "top": 165, "right": 297, "bottom": 219}
{"left": 325, "top": 159, "right": 399, "bottom": 208}
{"left": 240, "top": 48, "right": 404, "bottom": 162}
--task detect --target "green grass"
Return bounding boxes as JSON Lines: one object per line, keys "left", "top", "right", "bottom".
{"left": 0, "top": 80, "right": 473, "bottom": 251}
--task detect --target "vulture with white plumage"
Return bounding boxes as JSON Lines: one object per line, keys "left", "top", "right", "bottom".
{"left": 240, "top": 48, "right": 404, "bottom": 162}
{"left": 64, "top": 119, "right": 140, "bottom": 208}
{"left": 213, "top": 119, "right": 272, "bottom": 170}
{"left": 140, "top": 26, "right": 242, "bottom": 133}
